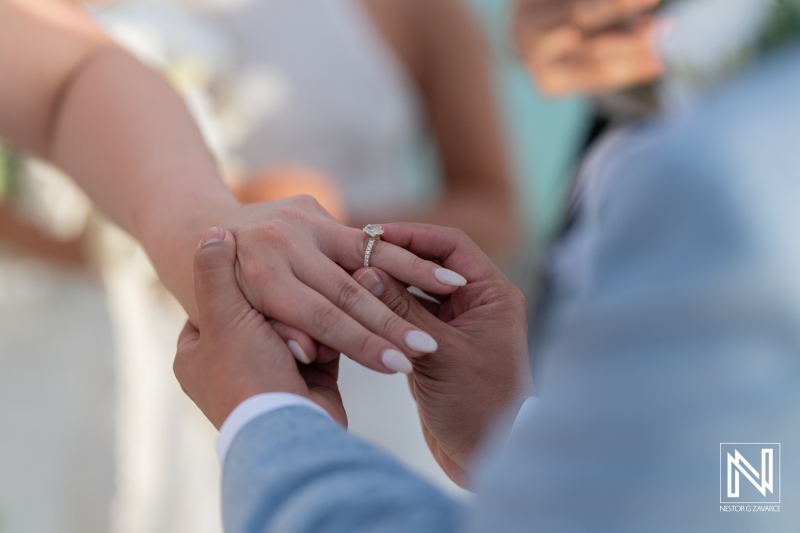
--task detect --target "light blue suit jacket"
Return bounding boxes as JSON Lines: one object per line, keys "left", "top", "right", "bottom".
{"left": 222, "top": 44, "right": 800, "bottom": 532}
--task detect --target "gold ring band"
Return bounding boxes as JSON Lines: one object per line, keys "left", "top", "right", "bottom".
{"left": 362, "top": 224, "right": 384, "bottom": 267}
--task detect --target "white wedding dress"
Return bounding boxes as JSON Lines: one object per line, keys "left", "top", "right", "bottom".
{"left": 203, "top": 0, "right": 440, "bottom": 218}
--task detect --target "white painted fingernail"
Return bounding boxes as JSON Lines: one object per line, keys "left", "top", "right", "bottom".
{"left": 287, "top": 340, "right": 311, "bottom": 364}
{"left": 405, "top": 330, "right": 438, "bottom": 353}
{"left": 435, "top": 268, "right": 467, "bottom": 286}
{"left": 381, "top": 349, "right": 413, "bottom": 374}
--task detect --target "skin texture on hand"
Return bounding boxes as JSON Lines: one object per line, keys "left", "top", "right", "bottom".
{"left": 513, "top": 0, "right": 664, "bottom": 96}
{"left": 174, "top": 228, "right": 347, "bottom": 430}
{"left": 208, "top": 196, "right": 471, "bottom": 375}
{"left": 353, "top": 223, "right": 534, "bottom": 487}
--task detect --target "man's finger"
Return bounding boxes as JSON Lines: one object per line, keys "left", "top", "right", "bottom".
{"left": 377, "top": 222, "right": 501, "bottom": 283}
{"left": 193, "top": 227, "right": 251, "bottom": 330}
{"left": 353, "top": 267, "right": 447, "bottom": 342}
{"left": 322, "top": 225, "right": 467, "bottom": 296}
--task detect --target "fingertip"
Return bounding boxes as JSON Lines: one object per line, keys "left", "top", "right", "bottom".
{"left": 354, "top": 268, "right": 385, "bottom": 297}
{"left": 196, "top": 227, "right": 236, "bottom": 251}
{"left": 381, "top": 349, "right": 413, "bottom": 374}
{"left": 434, "top": 267, "right": 467, "bottom": 287}
{"left": 287, "top": 339, "right": 312, "bottom": 365}
{"left": 267, "top": 319, "right": 318, "bottom": 363}
{"left": 200, "top": 226, "right": 226, "bottom": 247}
{"left": 404, "top": 330, "right": 438, "bottom": 354}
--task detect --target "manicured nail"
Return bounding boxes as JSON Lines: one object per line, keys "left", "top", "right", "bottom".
{"left": 355, "top": 269, "right": 384, "bottom": 297}
{"left": 434, "top": 268, "right": 467, "bottom": 287}
{"left": 381, "top": 349, "right": 413, "bottom": 374}
{"left": 405, "top": 330, "right": 438, "bottom": 353}
{"left": 287, "top": 340, "right": 311, "bottom": 364}
{"left": 201, "top": 227, "right": 226, "bottom": 247}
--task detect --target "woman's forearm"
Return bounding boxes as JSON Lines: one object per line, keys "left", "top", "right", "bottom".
{"left": 47, "top": 48, "right": 239, "bottom": 319}
{"left": 0, "top": 0, "right": 237, "bottom": 320}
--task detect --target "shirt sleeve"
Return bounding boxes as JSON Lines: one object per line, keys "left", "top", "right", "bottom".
{"left": 216, "top": 392, "right": 332, "bottom": 464}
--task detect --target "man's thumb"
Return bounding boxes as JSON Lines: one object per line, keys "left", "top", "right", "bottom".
{"left": 193, "top": 227, "right": 249, "bottom": 328}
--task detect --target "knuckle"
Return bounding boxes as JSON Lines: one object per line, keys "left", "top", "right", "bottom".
{"left": 335, "top": 280, "right": 364, "bottom": 314}
{"left": 403, "top": 252, "right": 425, "bottom": 275}
{"left": 353, "top": 330, "right": 379, "bottom": 361}
{"left": 449, "top": 227, "right": 468, "bottom": 243}
{"left": 241, "top": 262, "right": 273, "bottom": 297}
{"left": 384, "top": 289, "right": 412, "bottom": 321}
{"left": 294, "top": 193, "right": 321, "bottom": 208}
{"left": 261, "top": 219, "right": 295, "bottom": 248}
{"left": 310, "top": 304, "right": 342, "bottom": 339}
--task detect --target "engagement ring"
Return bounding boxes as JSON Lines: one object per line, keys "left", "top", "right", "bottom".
{"left": 362, "top": 224, "right": 384, "bottom": 267}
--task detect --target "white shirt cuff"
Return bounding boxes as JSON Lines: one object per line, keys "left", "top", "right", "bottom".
{"left": 509, "top": 396, "right": 537, "bottom": 440}
{"left": 216, "top": 392, "right": 332, "bottom": 464}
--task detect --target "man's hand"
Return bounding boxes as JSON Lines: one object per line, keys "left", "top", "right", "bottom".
{"left": 174, "top": 227, "right": 346, "bottom": 430}
{"left": 201, "top": 196, "right": 466, "bottom": 376}
{"left": 353, "top": 224, "right": 534, "bottom": 487}
{"left": 513, "top": 0, "right": 663, "bottom": 96}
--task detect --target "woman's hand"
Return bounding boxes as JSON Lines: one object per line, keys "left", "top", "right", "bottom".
{"left": 204, "top": 197, "right": 470, "bottom": 375}
{"left": 174, "top": 228, "right": 347, "bottom": 429}
{"left": 352, "top": 223, "right": 533, "bottom": 487}
{"left": 513, "top": 0, "right": 663, "bottom": 96}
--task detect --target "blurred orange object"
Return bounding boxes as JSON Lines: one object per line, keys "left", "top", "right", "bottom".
{"left": 233, "top": 166, "right": 347, "bottom": 223}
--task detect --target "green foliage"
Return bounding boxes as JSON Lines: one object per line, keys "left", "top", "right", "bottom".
{"left": 761, "top": 0, "right": 800, "bottom": 52}
{"left": 0, "top": 144, "right": 19, "bottom": 202}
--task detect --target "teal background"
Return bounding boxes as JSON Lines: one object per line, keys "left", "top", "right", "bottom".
{"left": 468, "top": 0, "right": 589, "bottom": 255}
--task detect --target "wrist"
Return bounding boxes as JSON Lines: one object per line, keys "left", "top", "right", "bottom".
{"left": 130, "top": 167, "right": 241, "bottom": 320}
{"left": 132, "top": 172, "right": 239, "bottom": 245}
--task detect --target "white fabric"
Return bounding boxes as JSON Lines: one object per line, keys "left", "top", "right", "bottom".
{"left": 508, "top": 396, "right": 537, "bottom": 442}
{"left": 217, "top": 393, "right": 332, "bottom": 464}
{"left": 0, "top": 250, "right": 114, "bottom": 533}
{"left": 203, "top": 0, "right": 436, "bottom": 217}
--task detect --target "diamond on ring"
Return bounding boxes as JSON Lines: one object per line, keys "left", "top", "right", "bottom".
{"left": 363, "top": 224, "right": 384, "bottom": 267}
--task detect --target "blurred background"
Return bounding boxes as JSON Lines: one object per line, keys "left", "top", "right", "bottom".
{"left": 0, "top": 0, "right": 590, "bottom": 532}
